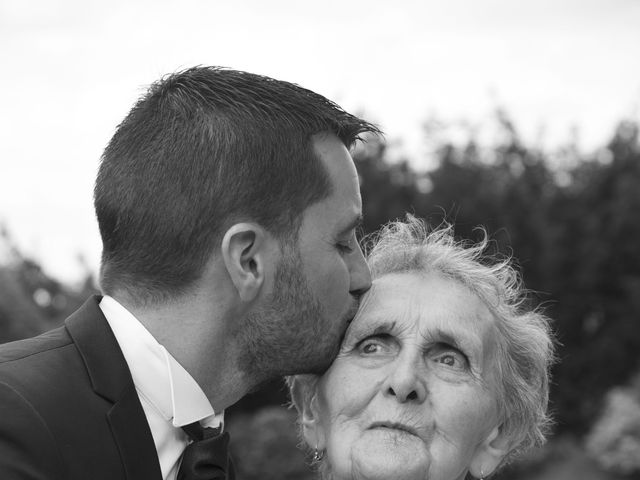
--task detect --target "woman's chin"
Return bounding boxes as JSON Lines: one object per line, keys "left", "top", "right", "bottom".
{"left": 349, "top": 429, "right": 430, "bottom": 480}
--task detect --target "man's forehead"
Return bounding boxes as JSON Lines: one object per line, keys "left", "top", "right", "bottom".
{"left": 310, "top": 132, "right": 363, "bottom": 234}
{"left": 313, "top": 134, "right": 356, "bottom": 175}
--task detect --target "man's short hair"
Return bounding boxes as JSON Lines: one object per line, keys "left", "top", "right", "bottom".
{"left": 94, "top": 66, "right": 379, "bottom": 302}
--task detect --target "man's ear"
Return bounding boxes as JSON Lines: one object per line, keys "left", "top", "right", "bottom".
{"left": 221, "top": 223, "right": 271, "bottom": 303}
{"left": 290, "top": 376, "right": 326, "bottom": 451}
{"left": 469, "top": 425, "right": 514, "bottom": 478}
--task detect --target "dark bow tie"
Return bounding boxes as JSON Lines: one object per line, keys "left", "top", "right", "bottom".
{"left": 177, "top": 422, "right": 235, "bottom": 480}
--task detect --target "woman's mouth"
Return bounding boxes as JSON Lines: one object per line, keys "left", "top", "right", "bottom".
{"left": 369, "top": 421, "right": 419, "bottom": 436}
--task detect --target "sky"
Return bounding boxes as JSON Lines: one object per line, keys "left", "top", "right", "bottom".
{"left": 1, "top": 0, "right": 639, "bottom": 283}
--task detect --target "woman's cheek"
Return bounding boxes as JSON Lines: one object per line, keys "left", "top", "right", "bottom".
{"left": 324, "top": 422, "right": 358, "bottom": 480}
{"left": 429, "top": 386, "right": 499, "bottom": 464}
{"left": 321, "top": 368, "right": 379, "bottom": 479}
{"left": 441, "top": 387, "right": 497, "bottom": 432}
{"left": 320, "top": 379, "right": 372, "bottom": 434}
{"left": 321, "top": 361, "right": 375, "bottom": 408}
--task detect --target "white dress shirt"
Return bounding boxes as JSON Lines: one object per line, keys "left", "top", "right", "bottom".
{"left": 99, "top": 295, "right": 224, "bottom": 480}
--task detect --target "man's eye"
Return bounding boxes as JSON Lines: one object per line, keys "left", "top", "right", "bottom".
{"left": 336, "top": 241, "right": 354, "bottom": 254}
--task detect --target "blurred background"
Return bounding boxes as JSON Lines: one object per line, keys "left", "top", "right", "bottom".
{"left": 1, "top": 0, "right": 640, "bottom": 478}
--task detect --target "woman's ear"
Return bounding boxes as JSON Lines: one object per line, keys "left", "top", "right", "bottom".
{"left": 221, "top": 223, "right": 270, "bottom": 302}
{"left": 290, "top": 375, "right": 326, "bottom": 451}
{"left": 469, "top": 425, "right": 513, "bottom": 479}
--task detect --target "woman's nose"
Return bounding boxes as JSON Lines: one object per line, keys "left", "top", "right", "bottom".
{"left": 383, "top": 354, "right": 427, "bottom": 403}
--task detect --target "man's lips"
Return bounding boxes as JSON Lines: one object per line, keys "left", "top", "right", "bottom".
{"left": 369, "top": 421, "right": 419, "bottom": 436}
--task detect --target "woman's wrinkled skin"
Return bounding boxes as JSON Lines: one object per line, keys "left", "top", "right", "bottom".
{"left": 301, "top": 272, "right": 512, "bottom": 480}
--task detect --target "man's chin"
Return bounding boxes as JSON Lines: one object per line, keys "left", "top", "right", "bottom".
{"left": 287, "top": 349, "right": 338, "bottom": 376}
{"left": 244, "top": 376, "right": 283, "bottom": 395}
{"left": 245, "top": 344, "right": 339, "bottom": 380}
{"left": 290, "top": 336, "right": 343, "bottom": 376}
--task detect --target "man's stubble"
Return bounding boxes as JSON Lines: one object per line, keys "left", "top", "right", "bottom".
{"left": 237, "top": 243, "right": 350, "bottom": 385}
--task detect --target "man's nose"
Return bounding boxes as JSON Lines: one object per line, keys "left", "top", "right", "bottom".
{"left": 383, "top": 353, "right": 427, "bottom": 404}
{"left": 349, "top": 244, "right": 372, "bottom": 296}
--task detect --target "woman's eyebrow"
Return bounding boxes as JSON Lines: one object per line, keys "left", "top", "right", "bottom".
{"left": 349, "top": 319, "right": 397, "bottom": 338}
{"left": 421, "top": 327, "right": 481, "bottom": 355}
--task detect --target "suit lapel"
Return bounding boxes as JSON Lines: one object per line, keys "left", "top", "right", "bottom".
{"left": 108, "top": 387, "right": 164, "bottom": 479}
{"left": 66, "top": 296, "right": 163, "bottom": 480}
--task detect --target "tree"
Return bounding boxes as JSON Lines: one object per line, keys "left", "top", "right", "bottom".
{"left": 354, "top": 116, "right": 640, "bottom": 437}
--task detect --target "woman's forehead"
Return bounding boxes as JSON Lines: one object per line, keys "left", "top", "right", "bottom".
{"left": 355, "top": 272, "right": 498, "bottom": 346}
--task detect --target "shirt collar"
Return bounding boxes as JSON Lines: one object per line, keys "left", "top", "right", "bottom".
{"left": 99, "top": 295, "right": 223, "bottom": 429}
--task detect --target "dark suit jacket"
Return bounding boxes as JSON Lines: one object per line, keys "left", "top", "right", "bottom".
{"left": 0, "top": 296, "right": 162, "bottom": 479}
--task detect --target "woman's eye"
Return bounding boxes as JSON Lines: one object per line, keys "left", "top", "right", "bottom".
{"left": 357, "top": 335, "right": 392, "bottom": 355}
{"left": 361, "top": 342, "right": 380, "bottom": 354}
{"left": 431, "top": 348, "right": 469, "bottom": 370}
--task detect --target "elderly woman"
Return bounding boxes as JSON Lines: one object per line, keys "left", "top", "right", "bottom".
{"left": 290, "top": 217, "right": 554, "bottom": 480}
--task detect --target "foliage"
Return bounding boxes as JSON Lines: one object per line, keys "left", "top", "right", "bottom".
{"left": 227, "top": 406, "right": 313, "bottom": 480}
{"left": 586, "top": 373, "right": 640, "bottom": 475}
{"left": 0, "top": 227, "right": 97, "bottom": 344}
{"left": 355, "top": 117, "right": 640, "bottom": 438}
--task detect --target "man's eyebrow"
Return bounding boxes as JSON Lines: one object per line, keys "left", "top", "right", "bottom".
{"left": 338, "top": 214, "right": 363, "bottom": 236}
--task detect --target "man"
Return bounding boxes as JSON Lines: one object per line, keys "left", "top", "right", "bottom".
{"left": 0, "top": 67, "right": 380, "bottom": 479}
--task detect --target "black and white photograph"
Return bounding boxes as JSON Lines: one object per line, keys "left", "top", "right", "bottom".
{"left": 1, "top": 1, "right": 639, "bottom": 479}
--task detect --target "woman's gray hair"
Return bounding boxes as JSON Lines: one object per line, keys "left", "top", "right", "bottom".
{"left": 364, "top": 215, "right": 554, "bottom": 463}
